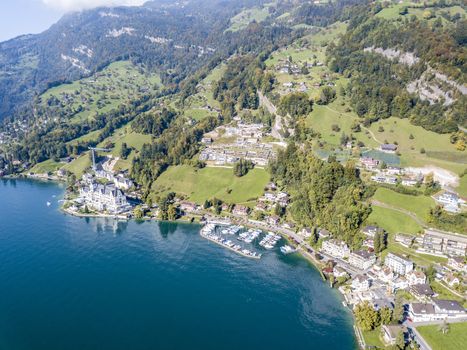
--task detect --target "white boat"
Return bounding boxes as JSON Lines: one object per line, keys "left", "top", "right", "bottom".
{"left": 280, "top": 245, "right": 297, "bottom": 255}
{"left": 46, "top": 201, "right": 51, "bottom": 206}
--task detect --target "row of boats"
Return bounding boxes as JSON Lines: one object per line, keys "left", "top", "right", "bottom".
{"left": 200, "top": 224, "right": 262, "bottom": 259}
{"left": 237, "top": 228, "right": 262, "bottom": 243}
{"left": 259, "top": 232, "right": 282, "bottom": 250}
{"left": 200, "top": 224, "right": 298, "bottom": 258}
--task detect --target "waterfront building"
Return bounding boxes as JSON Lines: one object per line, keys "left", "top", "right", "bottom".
{"left": 384, "top": 253, "right": 413, "bottom": 275}
{"left": 179, "top": 201, "right": 198, "bottom": 213}
{"left": 349, "top": 250, "right": 376, "bottom": 271}
{"left": 321, "top": 239, "right": 350, "bottom": 259}
{"left": 79, "top": 182, "right": 132, "bottom": 214}
{"left": 232, "top": 205, "right": 249, "bottom": 216}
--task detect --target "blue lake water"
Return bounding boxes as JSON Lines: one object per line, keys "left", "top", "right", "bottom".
{"left": 0, "top": 179, "right": 356, "bottom": 350}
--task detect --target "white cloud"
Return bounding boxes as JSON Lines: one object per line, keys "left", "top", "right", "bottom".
{"left": 42, "top": 0, "right": 147, "bottom": 11}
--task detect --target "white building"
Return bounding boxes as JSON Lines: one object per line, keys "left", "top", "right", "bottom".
{"left": 384, "top": 253, "right": 413, "bottom": 275}
{"left": 79, "top": 182, "right": 131, "bottom": 214}
{"left": 321, "top": 239, "right": 350, "bottom": 259}
{"left": 349, "top": 250, "right": 376, "bottom": 270}
{"left": 352, "top": 275, "right": 371, "bottom": 292}
{"left": 406, "top": 270, "right": 426, "bottom": 286}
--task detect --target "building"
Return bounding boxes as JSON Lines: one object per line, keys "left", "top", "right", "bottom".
{"left": 409, "top": 300, "right": 467, "bottom": 322}
{"left": 434, "top": 191, "right": 462, "bottom": 213}
{"left": 352, "top": 275, "right": 371, "bottom": 292}
{"left": 382, "top": 325, "right": 406, "bottom": 346}
{"left": 79, "top": 182, "right": 131, "bottom": 214}
{"left": 443, "top": 273, "right": 460, "bottom": 287}
{"left": 349, "top": 250, "right": 376, "bottom": 270}
{"left": 232, "top": 205, "right": 249, "bottom": 216}
{"left": 419, "top": 229, "right": 467, "bottom": 257}
{"left": 318, "top": 228, "right": 331, "bottom": 239}
{"left": 179, "top": 201, "right": 198, "bottom": 213}
{"left": 448, "top": 257, "right": 466, "bottom": 273}
{"left": 113, "top": 174, "right": 134, "bottom": 190}
{"left": 300, "top": 228, "right": 312, "bottom": 239}
{"left": 371, "top": 174, "right": 397, "bottom": 185}
{"left": 376, "top": 266, "right": 394, "bottom": 284}
{"left": 410, "top": 283, "right": 434, "bottom": 301}
{"left": 408, "top": 303, "right": 438, "bottom": 322}
{"left": 432, "top": 299, "right": 466, "bottom": 318}
{"left": 359, "top": 157, "right": 380, "bottom": 170}
{"left": 321, "top": 239, "right": 350, "bottom": 259}
{"left": 395, "top": 233, "right": 414, "bottom": 248}
{"left": 384, "top": 253, "right": 413, "bottom": 275}
{"left": 406, "top": 271, "right": 426, "bottom": 286}
{"left": 267, "top": 215, "right": 280, "bottom": 226}
{"left": 380, "top": 144, "right": 398, "bottom": 153}
{"left": 333, "top": 266, "right": 349, "bottom": 278}
{"left": 362, "top": 225, "right": 383, "bottom": 238}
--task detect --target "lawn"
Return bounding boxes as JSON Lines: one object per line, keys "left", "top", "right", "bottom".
{"left": 62, "top": 153, "right": 91, "bottom": 177}
{"left": 152, "top": 165, "right": 269, "bottom": 204}
{"left": 227, "top": 6, "right": 270, "bottom": 32}
{"left": 457, "top": 174, "right": 467, "bottom": 198}
{"left": 417, "top": 322, "right": 467, "bottom": 350}
{"left": 372, "top": 188, "right": 436, "bottom": 223}
{"left": 367, "top": 205, "right": 422, "bottom": 235}
{"left": 431, "top": 281, "right": 467, "bottom": 307}
{"left": 29, "top": 159, "right": 62, "bottom": 174}
{"left": 306, "top": 97, "right": 379, "bottom": 148}
{"left": 361, "top": 326, "right": 384, "bottom": 349}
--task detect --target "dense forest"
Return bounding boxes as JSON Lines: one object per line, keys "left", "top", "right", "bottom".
{"left": 269, "top": 143, "right": 371, "bottom": 249}
{"left": 327, "top": 2, "right": 467, "bottom": 133}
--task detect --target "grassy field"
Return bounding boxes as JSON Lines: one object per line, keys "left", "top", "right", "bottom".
{"left": 457, "top": 174, "right": 467, "bottom": 198}
{"left": 372, "top": 188, "right": 436, "bottom": 223}
{"left": 152, "top": 165, "right": 269, "bottom": 204}
{"left": 40, "top": 61, "right": 161, "bottom": 123}
{"left": 368, "top": 117, "right": 465, "bottom": 174}
{"left": 62, "top": 153, "right": 91, "bottom": 177}
{"left": 361, "top": 326, "right": 384, "bottom": 349}
{"left": 29, "top": 159, "right": 62, "bottom": 174}
{"left": 227, "top": 6, "right": 270, "bottom": 32}
{"left": 367, "top": 206, "right": 422, "bottom": 235}
{"left": 431, "top": 281, "right": 467, "bottom": 307}
{"left": 417, "top": 322, "right": 467, "bottom": 350}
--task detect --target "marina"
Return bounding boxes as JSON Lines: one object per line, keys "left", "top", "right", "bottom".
{"left": 200, "top": 224, "right": 262, "bottom": 259}
{"left": 259, "top": 232, "right": 282, "bottom": 249}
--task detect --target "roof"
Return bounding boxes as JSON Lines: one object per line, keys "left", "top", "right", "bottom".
{"left": 411, "top": 303, "right": 436, "bottom": 315}
{"left": 433, "top": 299, "right": 465, "bottom": 313}
{"left": 381, "top": 143, "right": 397, "bottom": 150}
{"left": 411, "top": 283, "right": 434, "bottom": 296}
{"left": 352, "top": 250, "right": 374, "bottom": 259}
{"left": 382, "top": 325, "right": 404, "bottom": 339}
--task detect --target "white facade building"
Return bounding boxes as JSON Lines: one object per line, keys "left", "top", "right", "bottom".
{"left": 321, "top": 239, "right": 350, "bottom": 259}
{"left": 79, "top": 183, "right": 131, "bottom": 214}
{"left": 384, "top": 253, "right": 413, "bottom": 275}
{"left": 349, "top": 250, "right": 376, "bottom": 270}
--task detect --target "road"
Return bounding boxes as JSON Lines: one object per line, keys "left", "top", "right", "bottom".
{"left": 258, "top": 90, "right": 285, "bottom": 143}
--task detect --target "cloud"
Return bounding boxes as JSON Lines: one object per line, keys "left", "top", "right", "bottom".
{"left": 42, "top": 0, "right": 147, "bottom": 11}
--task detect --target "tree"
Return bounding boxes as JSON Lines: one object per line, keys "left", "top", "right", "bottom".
{"left": 395, "top": 330, "right": 405, "bottom": 349}
{"left": 354, "top": 301, "right": 380, "bottom": 331}
{"left": 134, "top": 207, "right": 144, "bottom": 219}
{"left": 120, "top": 142, "right": 131, "bottom": 159}
{"left": 167, "top": 204, "right": 177, "bottom": 221}
{"left": 438, "top": 319, "right": 450, "bottom": 334}
{"left": 379, "top": 306, "right": 392, "bottom": 325}
{"left": 233, "top": 158, "right": 254, "bottom": 177}
{"left": 317, "top": 86, "right": 336, "bottom": 105}
{"left": 392, "top": 295, "right": 405, "bottom": 324}
{"left": 425, "top": 265, "right": 436, "bottom": 283}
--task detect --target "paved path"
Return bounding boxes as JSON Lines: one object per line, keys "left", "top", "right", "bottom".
{"left": 258, "top": 91, "right": 284, "bottom": 142}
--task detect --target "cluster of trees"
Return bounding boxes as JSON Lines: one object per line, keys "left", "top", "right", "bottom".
{"left": 277, "top": 92, "right": 313, "bottom": 118}
{"left": 428, "top": 205, "right": 467, "bottom": 233}
{"left": 233, "top": 158, "right": 254, "bottom": 177}
{"left": 355, "top": 295, "right": 405, "bottom": 330}
{"left": 213, "top": 55, "right": 275, "bottom": 120}
{"left": 327, "top": 4, "right": 467, "bottom": 133}
{"left": 269, "top": 143, "right": 371, "bottom": 248}
{"left": 131, "top": 108, "right": 177, "bottom": 136}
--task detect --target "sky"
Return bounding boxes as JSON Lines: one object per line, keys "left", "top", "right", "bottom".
{"left": 0, "top": 0, "right": 146, "bottom": 42}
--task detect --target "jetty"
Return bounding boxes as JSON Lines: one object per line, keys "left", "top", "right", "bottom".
{"left": 200, "top": 224, "right": 261, "bottom": 259}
